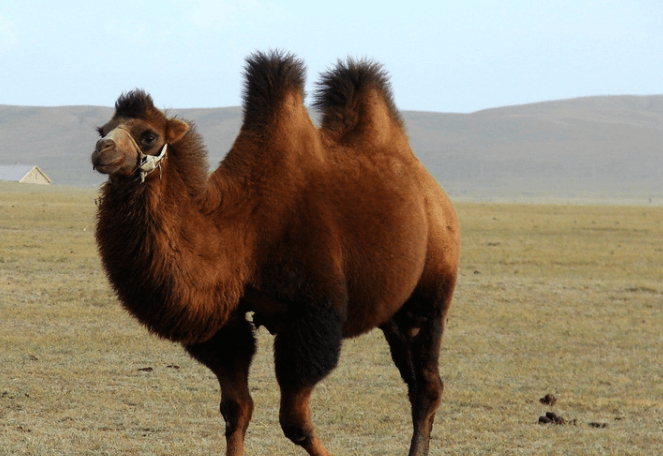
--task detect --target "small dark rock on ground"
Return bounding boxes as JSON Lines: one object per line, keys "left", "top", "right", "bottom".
{"left": 538, "top": 412, "right": 576, "bottom": 425}
{"left": 539, "top": 394, "right": 557, "bottom": 406}
{"left": 589, "top": 422, "right": 608, "bottom": 428}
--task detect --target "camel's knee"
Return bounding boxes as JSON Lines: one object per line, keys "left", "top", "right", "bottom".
{"left": 421, "top": 374, "right": 443, "bottom": 405}
{"left": 411, "top": 376, "right": 443, "bottom": 424}
{"left": 426, "top": 378, "right": 443, "bottom": 411}
{"left": 278, "top": 385, "right": 319, "bottom": 448}
{"left": 279, "top": 409, "right": 315, "bottom": 447}
{"left": 220, "top": 396, "right": 254, "bottom": 437}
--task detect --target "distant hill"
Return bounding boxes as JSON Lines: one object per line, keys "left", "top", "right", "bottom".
{"left": 1, "top": 96, "right": 662, "bottom": 201}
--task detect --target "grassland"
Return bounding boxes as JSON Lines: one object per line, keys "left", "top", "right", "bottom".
{"left": 1, "top": 181, "right": 661, "bottom": 455}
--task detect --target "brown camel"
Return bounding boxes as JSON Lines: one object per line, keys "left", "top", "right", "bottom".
{"left": 91, "top": 50, "right": 460, "bottom": 456}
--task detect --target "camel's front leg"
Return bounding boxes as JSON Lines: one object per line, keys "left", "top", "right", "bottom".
{"left": 274, "top": 304, "right": 343, "bottom": 456}
{"left": 217, "top": 365, "right": 254, "bottom": 456}
{"left": 186, "top": 316, "right": 256, "bottom": 456}
{"left": 279, "top": 386, "right": 331, "bottom": 456}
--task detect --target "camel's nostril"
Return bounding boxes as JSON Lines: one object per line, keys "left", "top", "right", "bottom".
{"left": 96, "top": 138, "right": 116, "bottom": 152}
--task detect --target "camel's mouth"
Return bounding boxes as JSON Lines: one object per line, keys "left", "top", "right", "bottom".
{"left": 92, "top": 127, "right": 142, "bottom": 177}
{"left": 91, "top": 152, "right": 133, "bottom": 175}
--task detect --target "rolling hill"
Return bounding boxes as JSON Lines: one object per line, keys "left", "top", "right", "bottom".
{"left": 1, "top": 95, "right": 661, "bottom": 202}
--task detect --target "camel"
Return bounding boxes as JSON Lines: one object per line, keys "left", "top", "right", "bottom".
{"left": 91, "top": 50, "right": 460, "bottom": 456}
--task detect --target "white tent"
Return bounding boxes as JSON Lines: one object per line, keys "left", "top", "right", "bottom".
{"left": 0, "top": 165, "right": 52, "bottom": 185}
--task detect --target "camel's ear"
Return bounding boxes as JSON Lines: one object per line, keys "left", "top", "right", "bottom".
{"left": 166, "top": 119, "right": 189, "bottom": 144}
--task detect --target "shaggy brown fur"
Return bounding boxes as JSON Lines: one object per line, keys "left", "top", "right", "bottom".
{"left": 92, "top": 50, "right": 460, "bottom": 456}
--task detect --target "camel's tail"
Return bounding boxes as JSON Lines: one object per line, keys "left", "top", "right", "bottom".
{"left": 314, "top": 59, "right": 406, "bottom": 145}
{"left": 241, "top": 50, "right": 307, "bottom": 130}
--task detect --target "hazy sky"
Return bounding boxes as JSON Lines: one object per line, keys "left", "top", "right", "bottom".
{"left": 1, "top": 0, "right": 661, "bottom": 113}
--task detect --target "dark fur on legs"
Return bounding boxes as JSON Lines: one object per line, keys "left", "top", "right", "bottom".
{"left": 185, "top": 315, "right": 256, "bottom": 452}
{"left": 274, "top": 304, "right": 342, "bottom": 450}
{"left": 274, "top": 304, "right": 343, "bottom": 390}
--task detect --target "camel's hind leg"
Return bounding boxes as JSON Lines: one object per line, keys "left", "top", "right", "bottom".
{"left": 381, "top": 280, "right": 455, "bottom": 456}
{"left": 186, "top": 315, "right": 256, "bottom": 456}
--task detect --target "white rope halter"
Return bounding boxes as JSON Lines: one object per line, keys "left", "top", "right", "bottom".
{"left": 138, "top": 144, "right": 167, "bottom": 183}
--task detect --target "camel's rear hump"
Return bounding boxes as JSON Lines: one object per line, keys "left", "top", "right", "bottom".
{"left": 314, "top": 59, "right": 406, "bottom": 146}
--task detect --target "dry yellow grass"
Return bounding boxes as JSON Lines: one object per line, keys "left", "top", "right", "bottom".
{"left": 1, "top": 182, "right": 662, "bottom": 455}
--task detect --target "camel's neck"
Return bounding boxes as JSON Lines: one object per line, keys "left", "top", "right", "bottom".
{"left": 96, "top": 135, "right": 250, "bottom": 344}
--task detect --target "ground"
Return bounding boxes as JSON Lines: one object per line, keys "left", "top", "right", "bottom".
{"left": 1, "top": 182, "right": 661, "bottom": 455}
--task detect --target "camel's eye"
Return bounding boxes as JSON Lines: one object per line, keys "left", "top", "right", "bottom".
{"left": 140, "top": 131, "right": 158, "bottom": 146}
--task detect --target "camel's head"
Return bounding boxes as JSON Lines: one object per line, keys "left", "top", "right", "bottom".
{"left": 92, "top": 90, "right": 189, "bottom": 181}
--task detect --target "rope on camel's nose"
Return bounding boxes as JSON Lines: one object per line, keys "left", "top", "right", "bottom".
{"left": 139, "top": 144, "right": 167, "bottom": 183}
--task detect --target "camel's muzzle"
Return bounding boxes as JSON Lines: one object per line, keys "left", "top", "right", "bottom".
{"left": 91, "top": 127, "right": 167, "bottom": 181}
{"left": 92, "top": 128, "right": 141, "bottom": 176}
